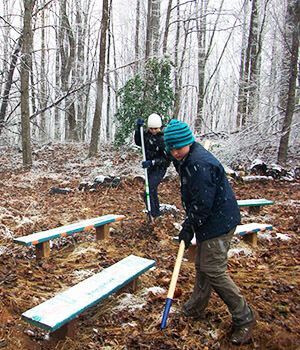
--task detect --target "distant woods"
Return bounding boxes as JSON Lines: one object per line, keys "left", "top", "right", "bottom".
{"left": 0, "top": 0, "right": 299, "bottom": 166}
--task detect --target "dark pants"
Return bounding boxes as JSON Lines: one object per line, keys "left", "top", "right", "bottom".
{"left": 144, "top": 167, "right": 166, "bottom": 217}
{"left": 183, "top": 228, "right": 254, "bottom": 326}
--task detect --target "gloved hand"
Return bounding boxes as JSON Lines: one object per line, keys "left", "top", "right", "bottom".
{"left": 136, "top": 118, "right": 144, "bottom": 128}
{"left": 142, "top": 160, "right": 155, "bottom": 168}
{"left": 179, "top": 227, "right": 194, "bottom": 249}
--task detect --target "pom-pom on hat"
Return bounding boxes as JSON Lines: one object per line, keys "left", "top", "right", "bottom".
{"left": 147, "top": 113, "right": 162, "bottom": 128}
{"left": 164, "top": 119, "right": 195, "bottom": 151}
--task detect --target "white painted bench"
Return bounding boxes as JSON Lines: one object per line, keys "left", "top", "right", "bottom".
{"left": 22, "top": 254, "right": 155, "bottom": 339}
{"left": 173, "top": 223, "right": 273, "bottom": 262}
{"left": 13, "top": 214, "right": 125, "bottom": 260}
{"left": 237, "top": 199, "right": 274, "bottom": 214}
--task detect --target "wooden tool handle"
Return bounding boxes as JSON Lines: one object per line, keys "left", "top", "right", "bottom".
{"left": 160, "top": 240, "right": 185, "bottom": 329}
{"left": 167, "top": 240, "right": 185, "bottom": 298}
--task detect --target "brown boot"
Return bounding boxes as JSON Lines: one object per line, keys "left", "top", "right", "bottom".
{"left": 231, "top": 316, "right": 256, "bottom": 345}
{"left": 182, "top": 305, "right": 205, "bottom": 320}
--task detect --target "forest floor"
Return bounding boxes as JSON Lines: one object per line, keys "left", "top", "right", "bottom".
{"left": 0, "top": 143, "right": 299, "bottom": 350}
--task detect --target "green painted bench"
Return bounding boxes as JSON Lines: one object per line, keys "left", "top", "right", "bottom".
{"left": 174, "top": 223, "right": 273, "bottom": 262}
{"left": 237, "top": 199, "right": 274, "bottom": 214}
{"left": 13, "top": 214, "right": 125, "bottom": 260}
{"left": 22, "top": 254, "right": 155, "bottom": 339}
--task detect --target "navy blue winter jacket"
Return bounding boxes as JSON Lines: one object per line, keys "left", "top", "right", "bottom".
{"left": 174, "top": 142, "right": 241, "bottom": 242}
{"left": 134, "top": 129, "right": 170, "bottom": 170}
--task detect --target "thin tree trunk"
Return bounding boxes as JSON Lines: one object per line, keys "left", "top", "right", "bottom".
{"left": 75, "top": 0, "right": 86, "bottom": 141}
{"left": 145, "top": 0, "right": 152, "bottom": 60}
{"left": 236, "top": 1, "right": 249, "bottom": 129}
{"left": 39, "top": 2, "right": 47, "bottom": 142}
{"left": 106, "top": 0, "right": 113, "bottom": 141}
{"left": 152, "top": 0, "right": 160, "bottom": 56}
{"left": 134, "top": 0, "right": 140, "bottom": 72}
{"left": 59, "top": 0, "right": 78, "bottom": 142}
{"left": 0, "top": 37, "right": 23, "bottom": 135}
{"left": 21, "top": 0, "right": 35, "bottom": 167}
{"left": 173, "top": 0, "right": 180, "bottom": 118}
{"left": 194, "top": 0, "right": 208, "bottom": 134}
{"left": 88, "top": 0, "right": 109, "bottom": 157}
{"left": 162, "top": 0, "right": 172, "bottom": 55}
{"left": 237, "top": 0, "right": 258, "bottom": 127}
{"left": 277, "top": 0, "right": 300, "bottom": 164}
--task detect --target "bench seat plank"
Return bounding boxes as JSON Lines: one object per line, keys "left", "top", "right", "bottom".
{"left": 13, "top": 214, "right": 124, "bottom": 246}
{"left": 237, "top": 199, "right": 274, "bottom": 207}
{"left": 235, "top": 223, "right": 273, "bottom": 236}
{"left": 22, "top": 255, "right": 155, "bottom": 332}
{"left": 173, "top": 223, "right": 273, "bottom": 246}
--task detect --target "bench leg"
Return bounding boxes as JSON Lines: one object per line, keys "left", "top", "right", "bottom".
{"left": 243, "top": 233, "right": 258, "bottom": 247}
{"left": 51, "top": 319, "right": 77, "bottom": 340}
{"left": 35, "top": 242, "right": 50, "bottom": 260}
{"left": 248, "top": 206, "right": 261, "bottom": 214}
{"left": 187, "top": 246, "right": 197, "bottom": 263}
{"left": 96, "top": 224, "right": 109, "bottom": 240}
{"left": 118, "top": 277, "right": 139, "bottom": 294}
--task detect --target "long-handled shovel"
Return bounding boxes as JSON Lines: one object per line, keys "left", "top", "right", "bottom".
{"left": 140, "top": 125, "right": 152, "bottom": 222}
{"left": 160, "top": 240, "right": 185, "bottom": 329}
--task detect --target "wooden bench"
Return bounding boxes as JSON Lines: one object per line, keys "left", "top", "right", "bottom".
{"left": 237, "top": 199, "right": 274, "bottom": 214}
{"left": 22, "top": 254, "right": 155, "bottom": 340}
{"left": 173, "top": 223, "right": 273, "bottom": 262}
{"left": 13, "top": 214, "right": 125, "bottom": 260}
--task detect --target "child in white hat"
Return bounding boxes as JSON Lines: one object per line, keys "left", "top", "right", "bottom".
{"left": 134, "top": 113, "right": 170, "bottom": 217}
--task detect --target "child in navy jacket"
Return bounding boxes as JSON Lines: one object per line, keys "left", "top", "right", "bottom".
{"left": 164, "top": 119, "right": 256, "bottom": 345}
{"left": 134, "top": 114, "right": 170, "bottom": 217}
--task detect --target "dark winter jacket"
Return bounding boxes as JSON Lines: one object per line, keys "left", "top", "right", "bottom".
{"left": 134, "top": 129, "right": 170, "bottom": 170}
{"left": 174, "top": 142, "right": 241, "bottom": 242}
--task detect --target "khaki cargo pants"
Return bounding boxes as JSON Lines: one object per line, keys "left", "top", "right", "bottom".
{"left": 183, "top": 228, "right": 254, "bottom": 326}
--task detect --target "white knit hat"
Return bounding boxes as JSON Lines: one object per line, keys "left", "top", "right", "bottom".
{"left": 147, "top": 113, "right": 162, "bottom": 128}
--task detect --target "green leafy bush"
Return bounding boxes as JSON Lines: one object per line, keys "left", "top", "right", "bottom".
{"left": 114, "top": 58, "right": 174, "bottom": 145}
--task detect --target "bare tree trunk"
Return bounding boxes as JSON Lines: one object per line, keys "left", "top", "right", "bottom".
{"left": 106, "top": 0, "right": 113, "bottom": 141}
{"left": 75, "top": 0, "right": 86, "bottom": 141}
{"left": 54, "top": 21, "right": 61, "bottom": 141}
{"left": 237, "top": 0, "right": 259, "bottom": 127}
{"left": 173, "top": 0, "right": 180, "bottom": 118}
{"left": 134, "top": 0, "right": 140, "bottom": 72}
{"left": 0, "top": 37, "right": 22, "bottom": 135}
{"left": 194, "top": 0, "right": 208, "bottom": 134}
{"left": 39, "top": 2, "right": 47, "bottom": 142}
{"left": 1, "top": 0, "right": 10, "bottom": 98}
{"left": 162, "top": 0, "right": 172, "bottom": 55}
{"left": 247, "top": 0, "right": 268, "bottom": 123}
{"left": 236, "top": 1, "right": 249, "bottom": 129}
{"left": 152, "top": 0, "right": 160, "bottom": 56}
{"left": 21, "top": 0, "right": 35, "bottom": 167}
{"left": 145, "top": 0, "right": 152, "bottom": 60}
{"left": 59, "top": 0, "right": 78, "bottom": 142}
{"left": 88, "top": 0, "right": 109, "bottom": 157}
{"left": 277, "top": 0, "right": 300, "bottom": 164}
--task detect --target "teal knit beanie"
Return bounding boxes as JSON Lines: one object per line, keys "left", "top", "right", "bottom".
{"left": 164, "top": 119, "right": 195, "bottom": 152}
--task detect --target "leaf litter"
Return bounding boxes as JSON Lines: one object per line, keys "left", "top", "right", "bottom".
{"left": 0, "top": 143, "right": 299, "bottom": 350}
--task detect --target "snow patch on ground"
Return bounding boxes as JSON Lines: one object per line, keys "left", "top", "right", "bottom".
{"left": 0, "top": 246, "right": 7, "bottom": 255}
{"left": 115, "top": 293, "right": 145, "bottom": 312}
{"left": 258, "top": 232, "right": 291, "bottom": 241}
{"left": 160, "top": 203, "right": 179, "bottom": 212}
{"left": 72, "top": 269, "right": 95, "bottom": 282}
{"left": 115, "top": 287, "right": 165, "bottom": 312}
{"left": 70, "top": 245, "right": 100, "bottom": 256}
{"left": 228, "top": 247, "right": 253, "bottom": 258}
{"left": 142, "top": 286, "right": 165, "bottom": 295}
